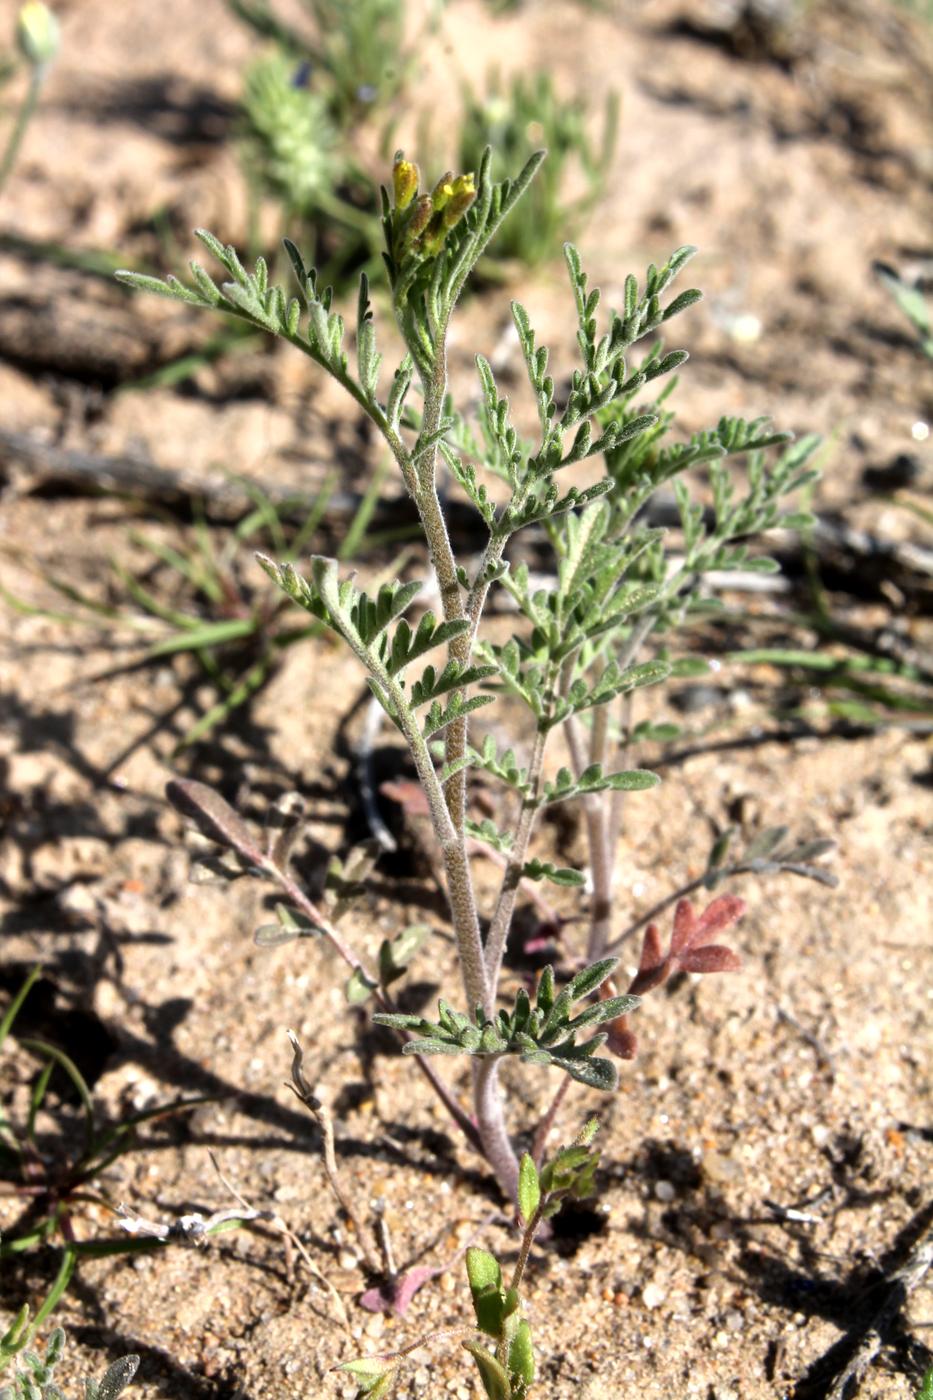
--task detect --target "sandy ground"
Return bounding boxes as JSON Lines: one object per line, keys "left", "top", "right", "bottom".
{"left": 1, "top": 1, "right": 931, "bottom": 1397}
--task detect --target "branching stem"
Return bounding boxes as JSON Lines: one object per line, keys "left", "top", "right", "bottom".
{"left": 270, "top": 865, "right": 481, "bottom": 1150}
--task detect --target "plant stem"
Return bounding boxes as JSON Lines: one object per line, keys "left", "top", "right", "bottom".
{"left": 394, "top": 320, "right": 521, "bottom": 1200}
{"left": 286, "top": 1031, "right": 383, "bottom": 1275}
{"left": 416, "top": 350, "right": 472, "bottom": 829}
{"left": 271, "top": 866, "right": 481, "bottom": 1150}
{"left": 482, "top": 722, "right": 548, "bottom": 1009}
{"left": 0, "top": 68, "right": 42, "bottom": 199}
{"left": 530, "top": 1074, "right": 572, "bottom": 1167}
{"left": 564, "top": 711, "right": 614, "bottom": 961}
{"left": 473, "top": 1057, "right": 519, "bottom": 1202}
{"left": 509, "top": 1203, "right": 542, "bottom": 1295}
{"left": 576, "top": 612, "right": 658, "bottom": 959}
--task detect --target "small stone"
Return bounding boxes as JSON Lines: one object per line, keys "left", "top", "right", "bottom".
{"left": 641, "top": 1281, "right": 666, "bottom": 1309}
{"left": 338, "top": 1249, "right": 359, "bottom": 1270}
{"left": 365, "top": 1312, "right": 385, "bottom": 1339}
{"left": 702, "top": 1151, "right": 742, "bottom": 1185}
{"left": 654, "top": 1179, "right": 676, "bottom": 1202}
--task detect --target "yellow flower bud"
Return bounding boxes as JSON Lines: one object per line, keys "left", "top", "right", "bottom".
{"left": 442, "top": 172, "right": 476, "bottom": 230}
{"left": 16, "top": 1, "right": 59, "bottom": 68}
{"left": 431, "top": 172, "right": 454, "bottom": 211}
{"left": 392, "top": 156, "right": 419, "bottom": 211}
{"left": 402, "top": 194, "right": 434, "bottom": 251}
{"left": 419, "top": 212, "right": 448, "bottom": 258}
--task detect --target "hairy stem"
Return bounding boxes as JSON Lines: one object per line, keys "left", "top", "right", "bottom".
{"left": 418, "top": 352, "right": 473, "bottom": 834}
{"left": 473, "top": 1057, "right": 520, "bottom": 1202}
{"left": 394, "top": 315, "right": 516, "bottom": 1193}
{"left": 482, "top": 722, "right": 548, "bottom": 1011}
{"left": 564, "top": 711, "right": 614, "bottom": 960}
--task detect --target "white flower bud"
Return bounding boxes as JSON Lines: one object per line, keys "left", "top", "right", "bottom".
{"left": 16, "top": 2, "right": 60, "bottom": 69}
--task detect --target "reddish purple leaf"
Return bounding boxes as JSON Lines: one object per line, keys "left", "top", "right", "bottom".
{"left": 669, "top": 899, "right": 696, "bottom": 956}
{"left": 381, "top": 778, "right": 429, "bottom": 818}
{"left": 606, "top": 1016, "right": 639, "bottom": 1059}
{"left": 359, "top": 1264, "right": 441, "bottom": 1316}
{"left": 690, "top": 894, "right": 746, "bottom": 947}
{"left": 166, "top": 778, "right": 264, "bottom": 864}
{"left": 677, "top": 944, "right": 742, "bottom": 974}
{"left": 627, "top": 923, "right": 669, "bottom": 997}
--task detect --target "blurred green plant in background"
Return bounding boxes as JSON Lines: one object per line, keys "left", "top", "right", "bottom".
{"left": 1, "top": 469, "right": 400, "bottom": 751}
{"left": 227, "top": 0, "right": 432, "bottom": 123}
{"left": 458, "top": 71, "right": 618, "bottom": 270}
{"left": 0, "top": 3, "right": 59, "bottom": 196}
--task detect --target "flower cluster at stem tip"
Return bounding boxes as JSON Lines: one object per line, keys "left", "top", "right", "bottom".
{"left": 392, "top": 151, "right": 476, "bottom": 260}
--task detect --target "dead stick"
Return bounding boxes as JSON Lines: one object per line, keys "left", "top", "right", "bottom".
{"left": 824, "top": 1209, "right": 933, "bottom": 1400}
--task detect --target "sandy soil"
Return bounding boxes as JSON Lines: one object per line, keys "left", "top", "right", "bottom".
{"left": 1, "top": 1, "right": 931, "bottom": 1398}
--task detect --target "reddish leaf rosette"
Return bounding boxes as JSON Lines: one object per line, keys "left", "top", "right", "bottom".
{"left": 606, "top": 894, "right": 745, "bottom": 1059}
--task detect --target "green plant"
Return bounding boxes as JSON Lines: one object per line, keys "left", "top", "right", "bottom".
{"left": 0, "top": 3, "right": 59, "bottom": 197}
{"left": 458, "top": 71, "right": 617, "bottom": 268}
{"left": 0, "top": 967, "right": 227, "bottom": 1354}
{"left": 340, "top": 1122, "right": 601, "bottom": 1399}
{"left": 238, "top": 49, "right": 383, "bottom": 288}
{"left": 1, "top": 470, "right": 398, "bottom": 750}
{"left": 114, "top": 149, "right": 828, "bottom": 1389}
{"left": 227, "top": 0, "right": 434, "bottom": 123}
{"left": 0, "top": 1327, "right": 137, "bottom": 1400}
{"left": 874, "top": 256, "right": 933, "bottom": 358}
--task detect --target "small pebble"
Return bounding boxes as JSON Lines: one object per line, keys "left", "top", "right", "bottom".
{"left": 655, "top": 1179, "right": 676, "bottom": 1202}
{"left": 702, "top": 1151, "right": 742, "bottom": 1185}
{"left": 641, "top": 1281, "right": 666, "bottom": 1309}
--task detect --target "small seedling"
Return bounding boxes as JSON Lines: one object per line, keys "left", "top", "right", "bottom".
{"left": 873, "top": 254, "right": 933, "bottom": 359}
{"left": 227, "top": 0, "right": 430, "bottom": 122}
{"left": 238, "top": 50, "right": 383, "bottom": 290}
{"left": 113, "top": 149, "right": 834, "bottom": 1391}
{"left": 338, "top": 1120, "right": 603, "bottom": 1399}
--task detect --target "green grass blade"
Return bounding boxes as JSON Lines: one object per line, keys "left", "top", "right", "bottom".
{"left": 18, "top": 1038, "right": 96, "bottom": 1158}
{"left": 284, "top": 473, "right": 338, "bottom": 560}
{"left": 109, "top": 558, "right": 202, "bottom": 629}
{"left": 144, "top": 616, "right": 258, "bottom": 658}
{"left": 26, "top": 1059, "right": 54, "bottom": 1148}
{"left": 127, "top": 529, "right": 222, "bottom": 605}
{"left": 338, "top": 458, "right": 389, "bottom": 561}
{"left": 227, "top": 475, "right": 287, "bottom": 554}
{"left": 174, "top": 655, "right": 273, "bottom": 750}
{"left": 0, "top": 965, "right": 41, "bottom": 1051}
